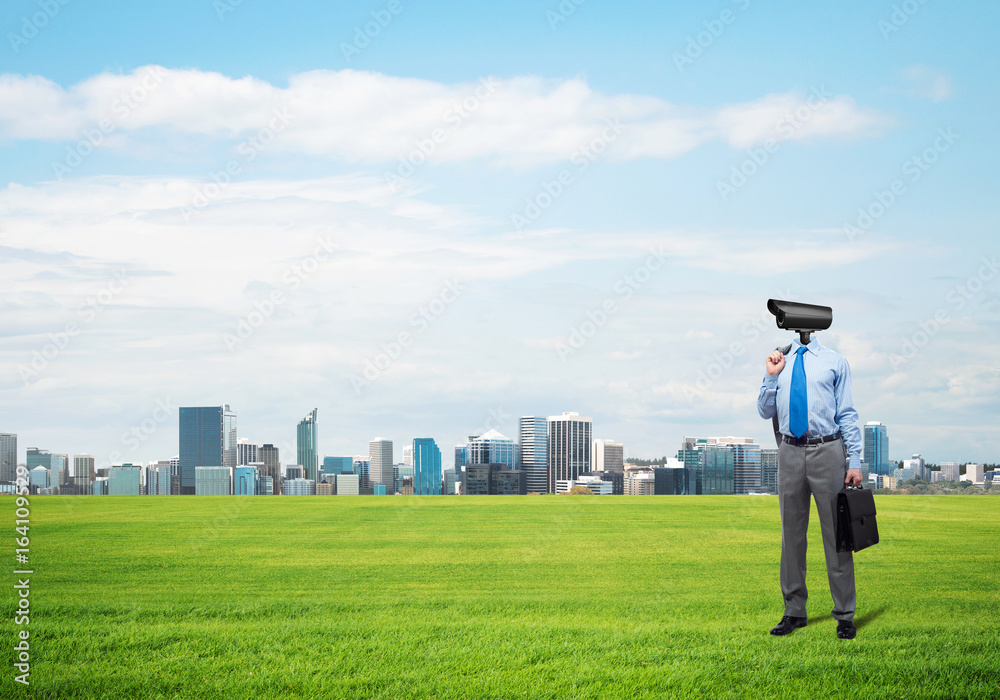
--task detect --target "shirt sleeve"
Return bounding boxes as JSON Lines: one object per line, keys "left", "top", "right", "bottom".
{"left": 757, "top": 374, "right": 778, "bottom": 420}
{"left": 833, "top": 356, "right": 862, "bottom": 471}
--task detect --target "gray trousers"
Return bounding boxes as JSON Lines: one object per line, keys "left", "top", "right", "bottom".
{"left": 777, "top": 437, "right": 855, "bottom": 621}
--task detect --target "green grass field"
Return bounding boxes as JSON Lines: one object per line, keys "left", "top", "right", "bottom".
{"left": 5, "top": 495, "right": 999, "bottom": 699}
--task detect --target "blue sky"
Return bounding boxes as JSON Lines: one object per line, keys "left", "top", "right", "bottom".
{"left": 2, "top": 0, "right": 998, "bottom": 469}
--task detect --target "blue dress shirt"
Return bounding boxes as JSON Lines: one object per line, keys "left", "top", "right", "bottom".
{"left": 757, "top": 338, "right": 862, "bottom": 471}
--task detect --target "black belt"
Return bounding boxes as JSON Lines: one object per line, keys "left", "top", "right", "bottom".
{"left": 782, "top": 432, "right": 841, "bottom": 447}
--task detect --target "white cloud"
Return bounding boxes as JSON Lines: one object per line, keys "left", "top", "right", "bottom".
{"left": 0, "top": 66, "right": 891, "bottom": 165}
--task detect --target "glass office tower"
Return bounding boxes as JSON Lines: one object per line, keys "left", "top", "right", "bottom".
{"left": 466, "top": 429, "right": 518, "bottom": 471}
{"left": 864, "top": 421, "right": 890, "bottom": 475}
{"left": 518, "top": 416, "right": 549, "bottom": 494}
{"left": 297, "top": 408, "right": 318, "bottom": 482}
{"left": 546, "top": 412, "right": 592, "bottom": 493}
{"left": 412, "top": 438, "right": 442, "bottom": 495}
{"left": 179, "top": 405, "right": 236, "bottom": 495}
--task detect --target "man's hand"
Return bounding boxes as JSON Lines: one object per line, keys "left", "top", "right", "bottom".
{"left": 766, "top": 350, "right": 785, "bottom": 376}
{"left": 845, "top": 469, "right": 863, "bottom": 487}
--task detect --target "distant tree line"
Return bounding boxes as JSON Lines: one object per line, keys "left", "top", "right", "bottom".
{"left": 874, "top": 479, "right": 997, "bottom": 495}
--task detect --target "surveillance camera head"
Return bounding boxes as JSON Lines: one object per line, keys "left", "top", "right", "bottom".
{"left": 767, "top": 298, "right": 833, "bottom": 345}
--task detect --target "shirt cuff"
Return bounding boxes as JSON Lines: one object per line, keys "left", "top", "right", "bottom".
{"left": 763, "top": 374, "right": 778, "bottom": 387}
{"left": 848, "top": 454, "right": 861, "bottom": 471}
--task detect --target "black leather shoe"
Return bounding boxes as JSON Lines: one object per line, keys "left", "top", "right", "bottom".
{"left": 836, "top": 621, "right": 857, "bottom": 639}
{"left": 770, "top": 615, "right": 807, "bottom": 636}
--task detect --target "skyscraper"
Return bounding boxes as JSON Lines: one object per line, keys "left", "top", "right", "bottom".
{"left": 711, "top": 437, "right": 761, "bottom": 494}
{"left": 519, "top": 416, "right": 549, "bottom": 494}
{"left": 412, "top": 438, "right": 442, "bottom": 495}
{"left": 593, "top": 439, "right": 624, "bottom": 473}
{"left": 237, "top": 438, "right": 259, "bottom": 466}
{"left": 466, "top": 429, "right": 518, "bottom": 471}
{"left": 146, "top": 461, "right": 172, "bottom": 495}
{"left": 108, "top": 466, "right": 142, "bottom": 495}
{"left": 322, "top": 456, "right": 354, "bottom": 475}
{"left": 760, "top": 448, "right": 778, "bottom": 493}
{"left": 178, "top": 405, "right": 237, "bottom": 494}
{"left": 297, "top": 408, "right": 318, "bottom": 482}
{"left": 258, "top": 444, "right": 279, "bottom": 494}
{"left": 369, "top": 438, "right": 393, "bottom": 492}
{"left": 677, "top": 437, "right": 735, "bottom": 495}
{"left": 0, "top": 433, "right": 16, "bottom": 483}
{"left": 547, "top": 412, "right": 592, "bottom": 493}
{"left": 74, "top": 454, "right": 96, "bottom": 494}
{"left": 864, "top": 421, "right": 890, "bottom": 475}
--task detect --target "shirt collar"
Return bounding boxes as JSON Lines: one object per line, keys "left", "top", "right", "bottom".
{"left": 791, "top": 337, "right": 823, "bottom": 356}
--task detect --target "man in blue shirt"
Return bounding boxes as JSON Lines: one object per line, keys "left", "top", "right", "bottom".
{"left": 757, "top": 337, "right": 863, "bottom": 639}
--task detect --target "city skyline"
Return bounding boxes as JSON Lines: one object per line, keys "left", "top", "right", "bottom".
{"left": 2, "top": 2, "right": 998, "bottom": 467}
{"left": 1, "top": 404, "right": 992, "bottom": 472}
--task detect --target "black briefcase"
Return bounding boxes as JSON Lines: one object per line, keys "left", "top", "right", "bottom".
{"left": 836, "top": 486, "right": 879, "bottom": 553}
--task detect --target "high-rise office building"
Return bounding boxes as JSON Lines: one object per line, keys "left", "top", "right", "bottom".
{"left": 284, "top": 478, "right": 316, "bottom": 495}
{"left": 593, "top": 440, "right": 624, "bottom": 473}
{"left": 864, "top": 422, "right": 890, "bottom": 475}
{"left": 195, "top": 466, "right": 232, "bottom": 495}
{"left": 939, "top": 462, "right": 960, "bottom": 482}
{"left": 760, "top": 448, "right": 778, "bottom": 493}
{"left": 0, "top": 433, "right": 16, "bottom": 483}
{"left": 257, "top": 444, "right": 279, "bottom": 495}
{"left": 179, "top": 405, "right": 236, "bottom": 494}
{"left": 27, "top": 447, "right": 61, "bottom": 472}
{"left": 519, "top": 416, "right": 549, "bottom": 494}
{"left": 412, "top": 438, "right": 442, "bottom": 495}
{"left": 0, "top": 433, "right": 17, "bottom": 483}
{"left": 711, "top": 437, "right": 761, "bottom": 494}
{"left": 547, "top": 412, "right": 592, "bottom": 493}
{"left": 30, "top": 466, "right": 51, "bottom": 491}
{"left": 234, "top": 466, "right": 259, "bottom": 495}
{"left": 74, "top": 454, "right": 96, "bottom": 494}
{"left": 677, "top": 438, "right": 735, "bottom": 495}
{"left": 624, "top": 471, "right": 656, "bottom": 495}
{"left": 369, "top": 438, "right": 393, "bottom": 492}
{"left": 146, "top": 461, "right": 172, "bottom": 495}
{"left": 108, "top": 466, "right": 142, "bottom": 495}
{"left": 336, "top": 473, "right": 360, "bottom": 495}
{"left": 466, "top": 430, "right": 518, "bottom": 471}
{"left": 323, "top": 456, "right": 354, "bottom": 475}
{"left": 454, "top": 445, "right": 466, "bottom": 481}
{"left": 237, "top": 438, "right": 258, "bottom": 466}
{"left": 297, "top": 408, "right": 318, "bottom": 482}
{"left": 403, "top": 446, "right": 413, "bottom": 466}
{"left": 902, "top": 454, "right": 926, "bottom": 481}
{"left": 353, "top": 459, "right": 370, "bottom": 488}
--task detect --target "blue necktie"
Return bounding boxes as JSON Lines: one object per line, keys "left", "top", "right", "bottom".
{"left": 789, "top": 346, "right": 809, "bottom": 439}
